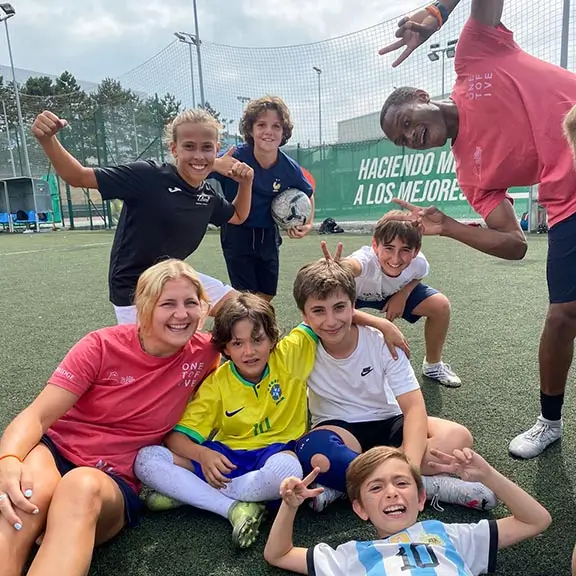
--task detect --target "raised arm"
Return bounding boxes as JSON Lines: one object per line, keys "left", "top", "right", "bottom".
{"left": 442, "top": 200, "right": 527, "bottom": 260}
{"left": 392, "top": 198, "right": 527, "bottom": 261}
{"left": 31, "top": 112, "right": 98, "bottom": 189}
{"left": 429, "top": 448, "right": 551, "bottom": 548}
{"left": 378, "top": 0, "right": 504, "bottom": 66}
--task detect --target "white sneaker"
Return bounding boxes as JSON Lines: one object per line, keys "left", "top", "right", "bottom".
{"left": 422, "top": 360, "right": 462, "bottom": 388}
{"left": 309, "top": 483, "right": 345, "bottom": 512}
{"left": 423, "top": 475, "right": 497, "bottom": 511}
{"left": 508, "top": 416, "right": 562, "bottom": 459}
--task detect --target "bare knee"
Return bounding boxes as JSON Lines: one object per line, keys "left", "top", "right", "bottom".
{"left": 49, "top": 468, "right": 107, "bottom": 523}
{"left": 545, "top": 305, "right": 576, "bottom": 337}
{"left": 429, "top": 419, "right": 473, "bottom": 452}
{"left": 428, "top": 293, "right": 451, "bottom": 318}
{"left": 310, "top": 454, "right": 331, "bottom": 473}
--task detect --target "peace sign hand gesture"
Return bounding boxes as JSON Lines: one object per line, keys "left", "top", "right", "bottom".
{"left": 378, "top": 8, "right": 440, "bottom": 68}
{"left": 390, "top": 198, "right": 448, "bottom": 236}
{"left": 280, "top": 467, "right": 324, "bottom": 509}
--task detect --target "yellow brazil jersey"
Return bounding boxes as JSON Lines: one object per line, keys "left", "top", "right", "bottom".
{"left": 174, "top": 324, "right": 318, "bottom": 450}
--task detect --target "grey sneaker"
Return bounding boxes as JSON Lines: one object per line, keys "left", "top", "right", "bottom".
{"left": 422, "top": 360, "right": 462, "bottom": 388}
{"left": 423, "top": 475, "right": 497, "bottom": 511}
{"left": 309, "top": 483, "right": 345, "bottom": 512}
{"left": 509, "top": 416, "right": 562, "bottom": 459}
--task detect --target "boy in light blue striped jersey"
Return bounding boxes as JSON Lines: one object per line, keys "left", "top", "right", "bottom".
{"left": 264, "top": 446, "right": 550, "bottom": 576}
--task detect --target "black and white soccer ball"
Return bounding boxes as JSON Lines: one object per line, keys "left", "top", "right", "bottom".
{"left": 271, "top": 188, "right": 312, "bottom": 230}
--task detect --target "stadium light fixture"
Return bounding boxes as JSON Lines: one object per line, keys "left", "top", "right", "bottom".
{"left": 427, "top": 39, "right": 458, "bottom": 97}
{"left": 0, "top": 3, "right": 15, "bottom": 21}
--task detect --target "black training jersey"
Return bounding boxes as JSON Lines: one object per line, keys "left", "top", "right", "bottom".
{"left": 95, "top": 160, "right": 235, "bottom": 306}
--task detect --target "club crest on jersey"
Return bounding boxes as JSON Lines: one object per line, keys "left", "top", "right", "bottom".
{"left": 420, "top": 534, "right": 445, "bottom": 546}
{"left": 268, "top": 379, "right": 285, "bottom": 405}
{"left": 272, "top": 179, "right": 281, "bottom": 193}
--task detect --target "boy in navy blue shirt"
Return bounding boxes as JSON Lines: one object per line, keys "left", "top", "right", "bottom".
{"left": 210, "top": 96, "right": 315, "bottom": 301}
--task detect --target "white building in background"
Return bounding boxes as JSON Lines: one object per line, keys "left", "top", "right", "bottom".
{"left": 337, "top": 111, "right": 382, "bottom": 143}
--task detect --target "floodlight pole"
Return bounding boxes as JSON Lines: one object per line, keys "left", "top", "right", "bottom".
{"left": 175, "top": 32, "right": 197, "bottom": 108}
{"left": 3, "top": 14, "right": 31, "bottom": 177}
{"left": 313, "top": 67, "right": 322, "bottom": 148}
{"left": 427, "top": 39, "right": 458, "bottom": 97}
{"left": 1, "top": 98, "right": 16, "bottom": 177}
{"left": 192, "top": 0, "right": 206, "bottom": 106}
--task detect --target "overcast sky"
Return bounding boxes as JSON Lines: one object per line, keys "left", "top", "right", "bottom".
{"left": 3, "top": 0, "right": 423, "bottom": 82}
{"left": 2, "top": 1, "right": 573, "bottom": 145}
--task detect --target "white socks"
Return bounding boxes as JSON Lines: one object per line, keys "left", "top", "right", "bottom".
{"left": 134, "top": 446, "right": 303, "bottom": 514}
{"left": 134, "top": 445, "right": 234, "bottom": 518}
{"left": 222, "top": 451, "right": 303, "bottom": 501}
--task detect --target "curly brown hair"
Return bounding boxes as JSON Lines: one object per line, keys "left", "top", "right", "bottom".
{"left": 211, "top": 292, "right": 280, "bottom": 356}
{"left": 239, "top": 95, "right": 294, "bottom": 147}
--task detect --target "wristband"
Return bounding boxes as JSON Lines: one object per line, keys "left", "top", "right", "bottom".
{"left": 433, "top": 1, "right": 450, "bottom": 24}
{"left": 425, "top": 5, "right": 443, "bottom": 28}
{"left": 0, "top": 454, "right": 23, "bottom": 464}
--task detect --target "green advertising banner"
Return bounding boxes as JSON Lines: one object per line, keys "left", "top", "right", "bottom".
{"left": 288, "top": 140, "right": 530, "bottom": 223}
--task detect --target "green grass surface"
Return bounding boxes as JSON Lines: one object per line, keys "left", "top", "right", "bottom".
{"left": 0, "top": 230, "right": 573, "bottom": 575}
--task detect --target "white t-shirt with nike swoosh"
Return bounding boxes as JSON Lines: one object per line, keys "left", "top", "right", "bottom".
{"left": 307, "top": 326, "right": 420, "bottom": 427}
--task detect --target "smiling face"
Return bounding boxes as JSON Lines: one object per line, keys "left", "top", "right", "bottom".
{"left": 372, "top": 236, "right": 418, "bottom": 278}
{"left": 170, "top": 121, "right": 220, "bottom": 187}
{"left": 224, "top": 318, "right": 274, "bottom": 382}
{"left": 142, "top": 276, "right": 203, "bottom": 357}
{"left": 302, "top": 289, "right": 355, "bottom": 351}
{"left": 250, "top": 109, "right": 284, "bottom": 156}
{"left": 352, "top": 457, "right": 426, "bottom": 538}
{"left": 381, "top": 93, "right": 448, "bottom": 150}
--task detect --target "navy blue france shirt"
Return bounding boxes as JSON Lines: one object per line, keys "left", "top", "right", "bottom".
{"left": 209, "top": 143, "right": 314, "bottom": 229}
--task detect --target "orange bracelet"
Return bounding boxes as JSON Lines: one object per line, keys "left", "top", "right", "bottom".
{"left": 0, "top": 454, "right": 23, "bottom": 464}
{"left": 426, "top": 5, "right": 444, "bottom": 27}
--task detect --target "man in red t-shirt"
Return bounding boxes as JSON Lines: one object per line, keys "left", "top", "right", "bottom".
{"left": 379, "top": 0, "right": 576, "bottom": 460}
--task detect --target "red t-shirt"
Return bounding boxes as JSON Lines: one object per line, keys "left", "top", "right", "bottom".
{"left": 451, "top": 17, "right": 576, "bottom": 227}
{"left": 46, "top": 325, "right": 219, "bottom": 492}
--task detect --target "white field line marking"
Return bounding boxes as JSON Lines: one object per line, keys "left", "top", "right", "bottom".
{"left": 0, "top": 242, "right": 110, "bottom": 257}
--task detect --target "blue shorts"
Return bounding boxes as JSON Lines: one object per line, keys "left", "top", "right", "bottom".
{"left": 40, "top": 435, "right": 144, "bottom": 527}
{"left": 220, "top": 224, "right": 281, "bottom": 297}
{"left": 355, "top": 283, "right": 439, "bottom": 323}
{"left": 191, "top": 440, "right": 295, "bottom": 482}
{"left": 547, "top": 212, "right": 576, "bottom": 304}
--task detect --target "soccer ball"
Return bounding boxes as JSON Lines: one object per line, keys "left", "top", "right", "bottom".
{"left": 271, "top": 188, "right": 312, "bottom": 230}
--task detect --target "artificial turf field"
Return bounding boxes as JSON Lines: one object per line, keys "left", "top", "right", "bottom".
{"left": 0, "top": 229, "right": 574, "bottom": 576}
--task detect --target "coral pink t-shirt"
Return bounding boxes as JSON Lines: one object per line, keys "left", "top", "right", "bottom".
{"left": 451, "top": 17, "right": 576, "bottom": 228}
{"left": 46, "top": 325, "right": 219, "bottom": 492}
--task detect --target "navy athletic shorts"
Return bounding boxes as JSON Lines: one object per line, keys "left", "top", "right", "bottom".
{"left": 355, "top": 283, "right": 439, "bottom": 323}
{"left": 547, "top": 212, "right": 576, "bottom": 304}
{"left": 40, "top": 435, "right": 144, "bottom": 527}
{"left": 221, "top": 224, "right": 281, "bottom": 297}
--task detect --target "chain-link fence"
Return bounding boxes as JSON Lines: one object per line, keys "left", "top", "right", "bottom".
{"left": 0, "top": 0, "right": 574, "bottom": 227}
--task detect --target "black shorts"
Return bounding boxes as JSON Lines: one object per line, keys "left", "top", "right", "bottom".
{"left": 314, "top": 415, "right": 404, "bottom": 452}
{"left": 547, "top": 212, "right": 576, "bottom": 304}
{"left": 220, "top": 224, "right": 281, "bottom": 296}
{"left": 40, "top": 435, "right": 144, "bottom": 527}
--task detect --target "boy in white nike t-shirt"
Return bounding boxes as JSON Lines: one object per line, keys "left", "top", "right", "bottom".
{"left": 343, "top": 211, "right": 460, "bottom": 387}
{"left": 264, "top": 446, "right": 551, "bottom": 576}
{"left": 292, "top": 259, "right": 494, "bottom": 514}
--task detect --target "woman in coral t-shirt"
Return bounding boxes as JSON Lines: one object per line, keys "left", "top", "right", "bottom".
{"left": 0, "top": 259, "right": 221, "bottom": 575}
